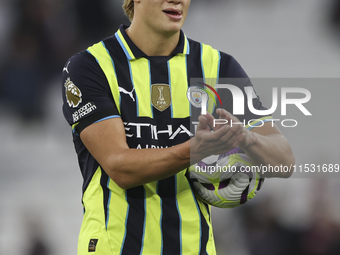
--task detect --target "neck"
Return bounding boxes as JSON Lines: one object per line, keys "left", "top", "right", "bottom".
{"left": 126, "top": 22, "right": 180, "bottom": 56}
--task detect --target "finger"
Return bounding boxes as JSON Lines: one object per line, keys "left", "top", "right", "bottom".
{"left": 196, "top": 124, "right": 244, "bottom": 156}
{"left": 197, "top": 115, "right": 209, "bottom": 132}
{"left": 203, "top": 112, "right": 215, "bottom": 128}
{"left": 212, "top": 117, "right": 229, "bottom": 131}
{"left": 197, "top": 112, "right": 217, "bottom": 132}
{"left": 208, "top": 120, "right": 243, "bottom": 142}
{"left": 218, "top": 124, "right": 244, "bottom": 144}
{"left": 216, "top": 108, "right": 244, "bottom": 127}
{"left": 198, "top": 112, "right": 217, "bottom": 132}
{"left": 217, "top": 108, "right": 242, "bottom": 122}
{"left": 196, "top": 124, "right": 232, "bottom": 149}
{"left": 201, "top": 110, "right": 228, "bottom": 131}
{"left": 216, "top": 108, "right": 232, "bottom": 121}
{"left": 211, "top": 126, "right": 246, "bottom": 155}
{"left": 210, "top": 124, "right": 232, "bottom": 140}
{"left": 213, "top": 109, "right": 233, "bottom": 131}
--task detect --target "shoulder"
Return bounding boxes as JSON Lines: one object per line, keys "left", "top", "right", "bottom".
{"left": 63, "top": 51, "right": 99, "bottom": 77}
{"left": 187, "top": 37, "right": 234, "bottom": 62}
{"left": 65, "top": 34, "right": 119, "bottom": 73}
{"left": 61, "top": 50, "right": 111, "bottom": 101}
{"left": 187, "top": 37, "right": 247, "bottom": 78}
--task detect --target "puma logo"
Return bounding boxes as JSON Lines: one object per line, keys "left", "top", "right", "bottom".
{"left": 119, "top": 87, "right": 135, "bottom": 102}
{"left": 63, "top": 61, "right": 71, "bottom": 74}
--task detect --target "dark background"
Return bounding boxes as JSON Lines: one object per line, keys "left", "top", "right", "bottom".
{"left": 0, "top": 0, "right": 340, "bottom": 254}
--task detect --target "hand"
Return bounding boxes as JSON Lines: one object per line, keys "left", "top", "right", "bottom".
{"left": 215, "top": 108, "right": 255, "bottom": 150}
{"left": 190, "top": 109, "right": 254, "bottom": 161}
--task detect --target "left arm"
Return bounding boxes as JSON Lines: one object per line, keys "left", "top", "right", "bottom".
{"left": 240, "top": 123, "right": 295, "bottom": 178}
{"left": 216, "top": 108, "right": 295, "bottom": 178}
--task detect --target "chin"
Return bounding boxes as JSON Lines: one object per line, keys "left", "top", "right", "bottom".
{"left": 163, "top": 23, "right": 184, "bottom": 34}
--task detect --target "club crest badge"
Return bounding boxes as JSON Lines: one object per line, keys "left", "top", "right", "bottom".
{"left": 151, "top": 84, "right": 171, "bottom": 112}
{"left": 65, "top": 77, "right": 82, "bottom": 108}
{"left": 187, "top": 86, "right": 208, "bottom": 108}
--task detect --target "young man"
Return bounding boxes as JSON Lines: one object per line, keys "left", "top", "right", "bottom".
{"left": 62, "top": 0, "right": 294, "bottom": 254}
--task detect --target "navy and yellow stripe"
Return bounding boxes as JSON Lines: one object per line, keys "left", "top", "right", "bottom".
{"left": 87, "top": 41, "right": 121, "bottom": 114}
{"left": 201, "top": 43, "right": 221, "bottom": 114}
{"left": 80, "top": 24, "right": 271, "bottom": 255}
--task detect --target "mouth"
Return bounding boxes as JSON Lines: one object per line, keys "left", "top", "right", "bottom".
{"left": 163, "top": 8, "right": 183, "bottom": 21}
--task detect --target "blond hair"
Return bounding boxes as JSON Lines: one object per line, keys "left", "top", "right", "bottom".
{"left": 123, "top": 0, "right": 134, "bottom": 21}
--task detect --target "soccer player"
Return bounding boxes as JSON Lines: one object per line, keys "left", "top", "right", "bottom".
{"left": 62, "top": 0, "right": 295, "bottom": 254}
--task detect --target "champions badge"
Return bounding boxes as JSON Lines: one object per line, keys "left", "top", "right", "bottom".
{"left": 186, "top": 86, "right": 208, "bottom": 108}
{"left": 151, "top": 84, "right": 171, "bottom": 111}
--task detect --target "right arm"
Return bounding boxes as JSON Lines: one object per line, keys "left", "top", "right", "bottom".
{"left": 62, "top": 52, "right": 244, "bottom": 189}
{"left": 80, "top": 113, "right": 244, "bottom": 189}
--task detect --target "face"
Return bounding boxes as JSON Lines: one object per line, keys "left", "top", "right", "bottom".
{"left": 133, "top": 0, "right": 191, "bottom": 35}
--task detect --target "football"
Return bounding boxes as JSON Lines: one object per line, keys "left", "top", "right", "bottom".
{"left": 188, "top": 147, "right": 264, "bottom": 208}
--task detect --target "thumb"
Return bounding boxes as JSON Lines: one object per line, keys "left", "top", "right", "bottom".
{"left": 197, "top": 112, "right": 214, "bottom": 132}
{"left": 197, "top": 115, "right": 208, "bottom": 132}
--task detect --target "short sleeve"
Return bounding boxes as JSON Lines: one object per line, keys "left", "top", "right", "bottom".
{"left": 218, "top": 53, "right": 272, "bottom": 125}
{"left": 61, "top": 51, "right": 120, "bottom": 133}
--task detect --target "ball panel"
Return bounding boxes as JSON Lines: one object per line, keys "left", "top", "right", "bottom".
{"left": 188, "top": 147, "right": 264, "bottom": 208}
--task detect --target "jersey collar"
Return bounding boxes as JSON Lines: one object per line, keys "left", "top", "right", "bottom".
{"left": 115, "top": 24, "right": 190, "bottom": 60}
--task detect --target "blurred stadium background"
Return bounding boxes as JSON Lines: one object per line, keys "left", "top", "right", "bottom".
{"left": 1, "top": 0, "right": 340, "bottom": 254}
